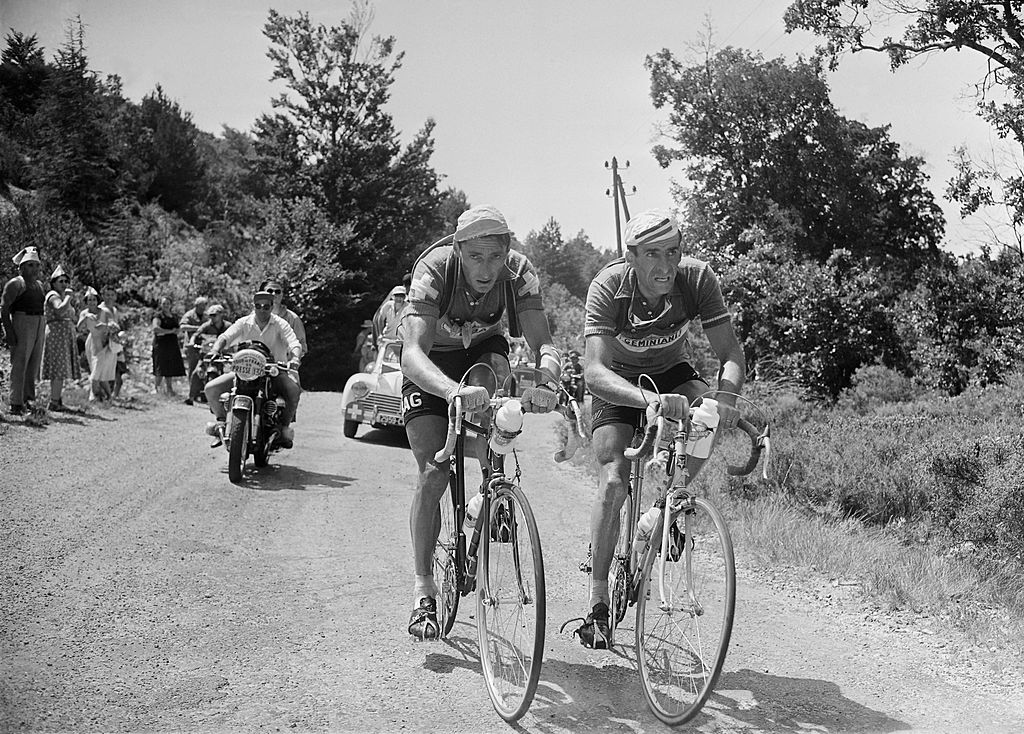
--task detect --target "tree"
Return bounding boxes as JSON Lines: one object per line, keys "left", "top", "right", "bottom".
{"left": 119, "top": 85, "right": 207, "bottom": 225}
{"left": 784, "top": 0, "right": 1024, "bottom": 251}
{"left": 257, "top": 5, "right": 444, "bottom": 288}
{"left": 29, "top": 18, "right": 122, "bottom": 225}
{"left": 0, "top": 31, "right": 50, "bottom": 189}
{"left": 646, "top": 44, "right": 945, "bottom": 267}
{"left": 521, "top": 218, "right": 609, "bottom": 301}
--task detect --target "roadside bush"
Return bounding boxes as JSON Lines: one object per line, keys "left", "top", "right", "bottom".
{"left": 837, "top": 363, "right": 924, "bottom": 413}
{"left": 929, "top": 434, "right": 1024, "bottom": 561}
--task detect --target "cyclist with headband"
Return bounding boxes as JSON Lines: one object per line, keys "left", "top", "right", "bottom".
{"left": 574, "top": 207, "right": 745, "bottom": 649}
{"left": 401, "top": 204, "right": 562, "bottom": 640}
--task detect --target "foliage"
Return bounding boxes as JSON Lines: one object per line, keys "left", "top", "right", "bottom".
{"left": 895, "top": 252, "right": 1024, "bottom": 394}
{"left": 784, "top": 0, "right": 1024, "bottom": 251}
{"left": 257, "top": 5, "right": 444, "bottom": 291}
{"left": 28, "top": 18, "right": 122, "bottom": 225}
{"left": 722, "top": 245, "right": 908, "bottom": 398}
{"left": 536, "top": 281, "right": 585, "bottom": 354}
{"left": 118, "top": 85, "right": 207, "bottom": 225}
{"left": 646, "top": 44, "right": 945, "bottom": 268}
{"left": 519, "top": 218, "right": 611, "bottom": 302}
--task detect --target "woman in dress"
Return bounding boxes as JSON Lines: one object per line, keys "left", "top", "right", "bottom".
{"left": 151, "top": 296, "right": 186, "bottom": 396}
{"left": 99, "top": 286, "right": 126, "bottom": 398}
{"left": 76, "top": 286, "right": 112, "bottom": 402}
{"left": 41, "top": 266, "right": 80, "bottom": 411}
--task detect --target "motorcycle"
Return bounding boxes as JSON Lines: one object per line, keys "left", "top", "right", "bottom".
{"left": 560, "top": 369, "right": 586, "bottom": 406}
{"left": 209, "top": 340, "right": 295, "bottom": 484}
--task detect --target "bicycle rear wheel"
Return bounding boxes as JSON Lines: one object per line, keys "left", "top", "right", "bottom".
{"left": 477, "top": 482, "right": 545, "bottom": 722}
{"left": 635, "top": 496, "right": 735, "bottom": 727}
{"left": 433, "top": 483, "right": 460, "bottom": 637}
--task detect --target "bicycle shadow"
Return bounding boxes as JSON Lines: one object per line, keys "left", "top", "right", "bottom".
{"left": 527, "top": 659, "right": 908, "bottom": 733}
{"left": 236, "top": 462, "right": 358, "bottom": 492}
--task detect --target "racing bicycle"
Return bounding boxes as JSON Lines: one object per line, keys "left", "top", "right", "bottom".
{"left": 599, "top": 385, "right": 770, "bottom": 727}
{"left": 432, "top": 364, "right": 586, "bottom": 722}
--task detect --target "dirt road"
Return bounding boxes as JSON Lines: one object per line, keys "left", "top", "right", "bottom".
{"left": 2, "top": 392, "right": 1024, "bottom": 732}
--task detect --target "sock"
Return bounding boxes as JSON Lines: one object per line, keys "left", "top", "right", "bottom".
{"left": 414, "top": 574, "right": 437, "bottom": 605}
{"left": 590, "top": 579, "right": 610, "bottom": 609}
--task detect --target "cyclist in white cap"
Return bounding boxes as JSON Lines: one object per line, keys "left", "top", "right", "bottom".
{"left": 571, "top": 207, "right": 745, "bottom": 649}
{"left": 400, "top": 204, "right": 562, "bottom": 640}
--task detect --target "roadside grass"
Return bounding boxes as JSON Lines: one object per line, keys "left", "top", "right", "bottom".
{"left": 559, "top": 371, "right": 1024, "bottom": 658}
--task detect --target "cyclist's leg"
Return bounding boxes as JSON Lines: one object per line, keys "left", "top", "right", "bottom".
{"left": 588, "top": 422, "right": 634, "bottom": 601}
{"left": 404, "top": 375, "right": 452, "bottom": 639}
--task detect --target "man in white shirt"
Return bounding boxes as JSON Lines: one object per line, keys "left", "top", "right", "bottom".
{"left": 203, "top": 290, "right": 303, "bottom": 448}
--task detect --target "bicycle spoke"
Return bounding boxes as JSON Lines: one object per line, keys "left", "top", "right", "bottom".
{"left": 477, "top": 484, "right": 545, "bottom": 722}
{"left": 635, "top": 497, "right": 735, "bottom": 727}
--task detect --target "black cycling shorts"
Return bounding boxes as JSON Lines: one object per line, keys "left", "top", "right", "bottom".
{"left": 590, "top": 362, "right": 708, "bottom": 432}
{"left": 402, "top": 334, "right": 510, "bottom": 423}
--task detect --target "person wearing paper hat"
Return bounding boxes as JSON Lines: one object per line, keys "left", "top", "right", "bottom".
{"left": 567, "top": 208, "right": 747, "bottom": 650}
{"left": 2, "top": 247, "right": 46, "bottom": 414}
{"left": 202, "top": 288, "right": 303, "bottom": 448}
{"left": 40, "top": 264, "right": 80, "bottom": 411}
{"left": 400, "top": 204, "right": 564, "bottom": 640}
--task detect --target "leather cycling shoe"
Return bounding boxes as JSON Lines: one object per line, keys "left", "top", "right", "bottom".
{"left": 408, "top": 597, "right": 440, "bottom": 641}
{"left": 573, "top": 602, "right": 612, "bottom": 649}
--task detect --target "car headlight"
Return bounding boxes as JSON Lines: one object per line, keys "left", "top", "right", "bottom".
{"left": 351, "top": 381, "right": 371, "bottom": 399}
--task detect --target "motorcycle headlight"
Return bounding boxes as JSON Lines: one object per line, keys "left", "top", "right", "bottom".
{"left": 350, "top": 381, "right": 371, "bottom": 399}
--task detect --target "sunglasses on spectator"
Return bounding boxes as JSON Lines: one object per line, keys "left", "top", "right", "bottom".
{"left": 266, "top": 288, "right": 283, "bottom": 294}
{"left": 254, "top": 303, "right": 273, "bottom": 310}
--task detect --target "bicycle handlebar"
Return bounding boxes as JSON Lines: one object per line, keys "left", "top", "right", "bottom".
{"left": 623, "top": 405, "right": 771, "bottom": 479}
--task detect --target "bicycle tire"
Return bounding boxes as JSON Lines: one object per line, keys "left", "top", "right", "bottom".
{"left": 227, "top": 410, "right": 249, "bottom": 484}
{"left": 433, "top": 481, "right": 460, "bottom": 637}
{"left": 634, "top": 496, "right": 735, "bottom": 727}
{"left": 477, "top": 482, "right": 545, "bottom": 722}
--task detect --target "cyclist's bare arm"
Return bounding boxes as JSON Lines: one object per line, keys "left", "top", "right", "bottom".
{"left": 703, "top": 321, "right": 746, "bottom": 428}
{"left": 583, "top": 334, "right": 658, "bottom": 410}
{"left": 518, "top": 309, "right": 561, "bottom": 381}
{"left": 400, "top": 313, "right": 488, "bottom": 411}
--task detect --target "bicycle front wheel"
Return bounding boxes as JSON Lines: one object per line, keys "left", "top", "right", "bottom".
{"left": 477, "top": 482, "right": 545, "bottom": 722}
{"left": 433, "top": 483, "right": 460, "bottom": 637}
{"left": 635, "top": 496, "right": 735, "bottom": 727}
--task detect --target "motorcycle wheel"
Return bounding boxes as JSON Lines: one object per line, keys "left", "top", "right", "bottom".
{"left": 227, "top": 409, "right": 250, "bottom": 484}
{"left": 254, "top": 421, "right": 272, "bottom": 467}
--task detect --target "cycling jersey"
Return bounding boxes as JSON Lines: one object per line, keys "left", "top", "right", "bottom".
{"left": 584, "top": 257, "right": 731, "bottom": 375}
{"left": 403, "top": 244, "right": 543, "bottom": 351}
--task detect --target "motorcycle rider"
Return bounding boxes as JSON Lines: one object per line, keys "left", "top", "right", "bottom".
{"left": 203, "top": 290, "right": 302, "bottom": 448}
{"left": 561, "top": 349, "right": 585, "bottom": 402}
{"left": 184, "top": 304, "right": 232, "bottom": 406}
{"left": 261, "top": 279, "right": 307, "bottom": 360}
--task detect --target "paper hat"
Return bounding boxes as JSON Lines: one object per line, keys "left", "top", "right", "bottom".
{"left": 12, "top": 247, "right": 41, "bottom": 266}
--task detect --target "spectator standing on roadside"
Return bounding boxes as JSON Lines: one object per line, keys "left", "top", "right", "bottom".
{"left": 151, "top": 296, "right": 186, "bottom": 396}
{"left": 181, "top": 296, "right": 208, "bottom": 399}
{"left": 184, "top": 304, "right": 232, "bottom": 405}
{"left": 354, "top": 319, "right": 376, "bottom": 372}
{"left": 76, "top": 286, "right": 106, "bottom": 400}
{"left": 41, "top": 265, "right": 80, "bottom": 411}
{"left": 1, "top": 247, "right": 46, "bottom": 415}
{"left": 373, "top": 284, "right": 408, "bottom": 342}
{"left": 99, "top": 286, "right": 125, "bottom": 398}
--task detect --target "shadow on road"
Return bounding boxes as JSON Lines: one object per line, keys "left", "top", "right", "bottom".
{"left": 525, "top": 660, "right": 908, "bottom": 733}
{"left": 244, "top": 463, "right": 358, "bottom": 492}
{"left": 354, "top": 427, "right": 410, "bottom": 449}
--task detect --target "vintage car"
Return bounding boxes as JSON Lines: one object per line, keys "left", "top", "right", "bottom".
{"left": 341, "top": 338, "right": 405, "bottom": 438}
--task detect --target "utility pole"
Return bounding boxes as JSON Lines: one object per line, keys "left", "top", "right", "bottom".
{"left": 605, "top": 157, "right": 637, "bottom": 257}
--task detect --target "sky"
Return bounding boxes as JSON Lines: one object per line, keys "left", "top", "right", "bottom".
{"left": 0, "top": 0, "right": 1012, "bottom": 256}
